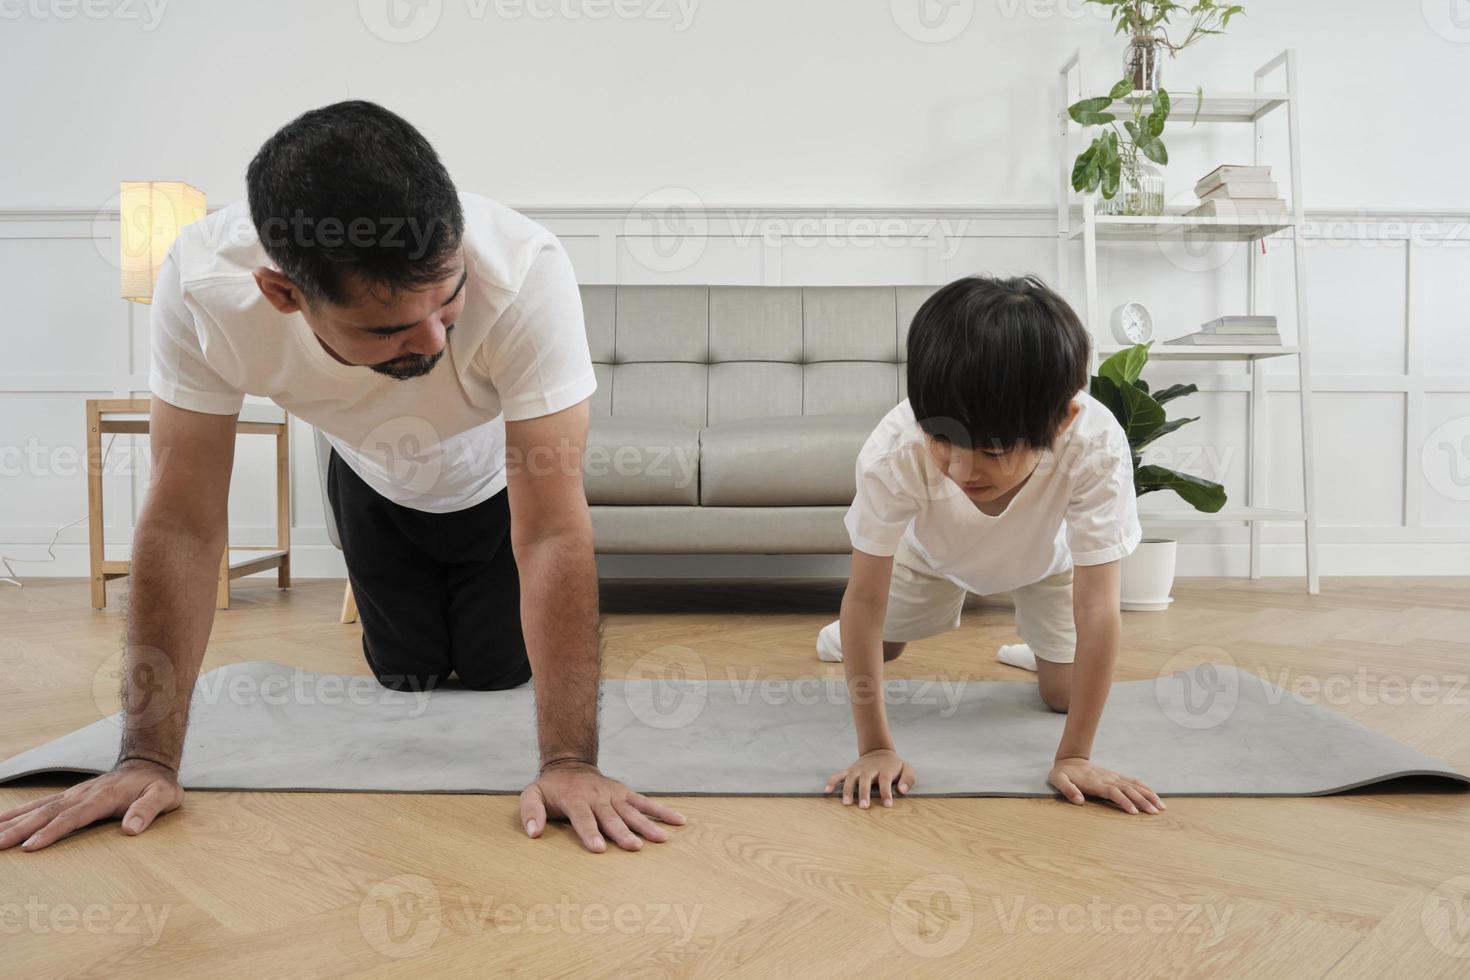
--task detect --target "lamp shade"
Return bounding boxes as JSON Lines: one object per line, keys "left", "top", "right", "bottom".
{"left": 120, "top": 181, "right": 206, "bottom": 304}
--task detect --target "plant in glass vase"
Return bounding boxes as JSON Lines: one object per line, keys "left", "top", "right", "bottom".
{"left": 1068, "top": 0, "right": 1245, "bottom": 215}
{"left": 1091, "top": 0, "right": 1247, "bottom": 91}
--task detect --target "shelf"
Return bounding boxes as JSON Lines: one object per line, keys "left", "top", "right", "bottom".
{"left": 1138, "top": 508, "right": 1307, "bottom": 524}
{"left": 1094, "top": 90, "right": 1290, "bottom": 124}
{"left": 1099, "top": 344, "right": 1299, "bottom": 361}
{"left": 1066, "top": 212, "right": 1295, "bottom": 242}
{"left": 1058, "top": 49, "right": 1318, "bottom": 593}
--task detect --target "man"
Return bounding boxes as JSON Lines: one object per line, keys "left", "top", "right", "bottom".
{"left": 0, "top": 101, "right": 683, "bottom": 854}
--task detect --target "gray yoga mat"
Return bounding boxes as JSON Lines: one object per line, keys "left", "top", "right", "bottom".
{"left": 0, "top": 660, "right": 1463, "bottom": 796}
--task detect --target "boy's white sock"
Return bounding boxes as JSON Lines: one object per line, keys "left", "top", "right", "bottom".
{"left": 997, "top": 643, "right": 1038, "bottom": 672}
{"left": 816, "top": 620, "right": 843, "bottom": 663}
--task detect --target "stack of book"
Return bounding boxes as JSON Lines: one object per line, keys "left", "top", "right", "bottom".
{"left": 1166, "top": 315, "right": 1282, "bottom": 347}
{"left": 1186, "top": 165, "right": 1290, "bottom": 219}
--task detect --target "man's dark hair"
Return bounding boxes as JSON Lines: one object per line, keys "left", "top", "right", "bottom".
{"left": 246, "top": 100, "right": 463, "bottom": 306}
{"left": 906, "top": 275, "right": 1091, "bottom": 451}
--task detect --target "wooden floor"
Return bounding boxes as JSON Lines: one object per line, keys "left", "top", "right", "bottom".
{"left": 2, "top": 575, "right": 1469, "bottom": 978}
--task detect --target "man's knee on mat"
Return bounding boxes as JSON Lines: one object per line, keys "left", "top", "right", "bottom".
{"left": 372, "top": 671, "right": 445, "bottom": 693}
{"left": 455, "top": 663, "right": 533, "bottom": 692}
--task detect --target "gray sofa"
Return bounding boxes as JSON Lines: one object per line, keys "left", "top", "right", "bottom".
{"left": 582, "top": 285, "right": 937, "bottom": 554}
{"left": 315, "top": 285, "right": 939, "bottom": 559}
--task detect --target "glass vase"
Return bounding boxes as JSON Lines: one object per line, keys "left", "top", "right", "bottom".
{"left": 1123, "top": 37, "right": 1165, "bottom": 92}
{"left": 1098, "top": 148, "right": 1166, "bottom": 217}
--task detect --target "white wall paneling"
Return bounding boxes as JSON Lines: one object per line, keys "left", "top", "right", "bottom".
{"left": 1, "top": 206, "right": 1466, "bottom": 583}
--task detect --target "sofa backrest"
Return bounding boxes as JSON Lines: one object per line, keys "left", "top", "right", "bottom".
{"left": 578, "top": 285, "right": 940, "bottom": 428}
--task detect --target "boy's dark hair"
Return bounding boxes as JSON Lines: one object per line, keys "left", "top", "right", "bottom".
{"left": 246, "top": 100, "right": 463, "bottom": 306}
{"left": 906, "top": 275, "right": 1091, "bottom": 451}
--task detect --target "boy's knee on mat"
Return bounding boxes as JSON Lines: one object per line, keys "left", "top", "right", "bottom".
{"left": 1037, "top": 666, "right": 1071, "bottom": 713}
{"left": 1040, "top": 686, "right": 1070, "bottom": 713}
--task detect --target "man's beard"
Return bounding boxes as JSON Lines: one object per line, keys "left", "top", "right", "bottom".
{"left": 370, "top": 349, "right": 445, "bottom": 380}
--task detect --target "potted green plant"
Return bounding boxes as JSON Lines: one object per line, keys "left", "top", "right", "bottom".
{"left": 1067, "top": 0, "right": 1245, "bottom": 215}
{"left": 1089, "top": 0, "right": 1246, "bottom": 91}
{"left": 1091, "top": 343, "right": 1227, "bottom": 610}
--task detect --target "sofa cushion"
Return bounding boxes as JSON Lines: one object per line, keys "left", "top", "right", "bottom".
{"left": 590, "top": 505, "right": 851, "bottom": 554}
{"left": 584, "top": 418, "right": 700, "bottom": 506}
{"left": 699, "top": 415, "right": 878, "bottom": 507}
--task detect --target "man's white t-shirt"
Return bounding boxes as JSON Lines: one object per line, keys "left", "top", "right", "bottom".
{"left": 844, "top": 393, "right": 1142, "bottom": 595}
{"left": 149, "top": 194, "right": 596, "bottom": 513}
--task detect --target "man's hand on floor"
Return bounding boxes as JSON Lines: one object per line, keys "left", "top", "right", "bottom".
{"left": 0, "top": 759, "right": 183, "bottom": 851}
{"left": 1049, "top": 757, "right": 1164, "bottom": 815}
{"left": 519, "top": 761, "right": 686, "bottom": 853}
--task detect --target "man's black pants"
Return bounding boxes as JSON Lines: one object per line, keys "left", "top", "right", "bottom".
{"left": 327, "top": 450, "right": 533, "bottom": 692}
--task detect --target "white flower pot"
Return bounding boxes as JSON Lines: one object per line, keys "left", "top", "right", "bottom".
{"left": 1120, "top": 538, "right": 1177, "bottom": 612}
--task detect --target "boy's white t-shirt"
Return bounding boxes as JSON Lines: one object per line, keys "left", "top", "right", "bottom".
{"left": 149, "top": 194, "right": 596, "bottom": 513}
{"left": 844, "top": 393, "right": 1142, "bottom": 595}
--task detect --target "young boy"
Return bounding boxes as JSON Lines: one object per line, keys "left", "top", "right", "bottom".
{"left": 819, "top": 275, "right": 1163, "bottom": 816}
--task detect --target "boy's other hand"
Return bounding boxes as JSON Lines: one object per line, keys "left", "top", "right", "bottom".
{"left": 825, "top": 749, "right": 916, "bottom": 809}
{"left": 1049, "top": 757, "right": 1164, "bottom": 814}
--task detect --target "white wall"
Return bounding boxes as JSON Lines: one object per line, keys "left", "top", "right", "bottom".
{"left": 3, "top": 0, "right": 1469, "bottom": 209}
{"left": 1, "top": 1, "right": 1468, "bottom": 583}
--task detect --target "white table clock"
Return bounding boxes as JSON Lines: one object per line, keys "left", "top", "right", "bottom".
{"left": 1110, "top": 301, "right": 1154, "bottom": 345}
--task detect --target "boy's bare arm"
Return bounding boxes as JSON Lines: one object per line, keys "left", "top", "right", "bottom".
{"left": 839, "top": 549, "right": 896, "bottom": 754}
{"left": 825, "top": 548, "right": 916, "bottom": 807}
{"left": 1048, "top": 559, "right": 1164, "bottom": 814}
{"left": 1054, "top": 559, "right": 1123, "bottom": 762}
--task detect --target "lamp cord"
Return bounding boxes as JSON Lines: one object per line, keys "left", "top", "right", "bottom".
{"left": 1, "top": 434, "right": 118, "bottom": 589}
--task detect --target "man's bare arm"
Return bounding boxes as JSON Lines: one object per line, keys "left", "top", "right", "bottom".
{"left": 505, "top": 401, "right": 685, "bottom": 852}
{"left": 119, "top": 398, "right": 238, "bottom": 768}
{"left": 503, "top": 402, "right": 602, "bottom": 768}
{"left": 0, "top": 397, "right": 235, "bottom": 851}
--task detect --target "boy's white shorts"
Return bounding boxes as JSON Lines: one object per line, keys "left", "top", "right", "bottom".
{"left": 881, "top": 538, "right": 1078, "bottom": 664}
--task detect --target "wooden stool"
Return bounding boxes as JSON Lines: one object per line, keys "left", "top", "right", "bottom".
{"left": 86, "top": 398, "right": 291, "bottom": 610}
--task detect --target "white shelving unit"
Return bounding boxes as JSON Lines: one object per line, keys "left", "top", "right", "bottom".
{"left": 1056, "top": 48, "right": 1318, "bottom": 594}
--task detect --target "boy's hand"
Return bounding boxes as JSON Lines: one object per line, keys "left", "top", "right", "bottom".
{"left": 1049, "top": 757, "right": 1164, "bottom": 814}
{"left": 825, "top": 749, "right": 916, "bottom": 809}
